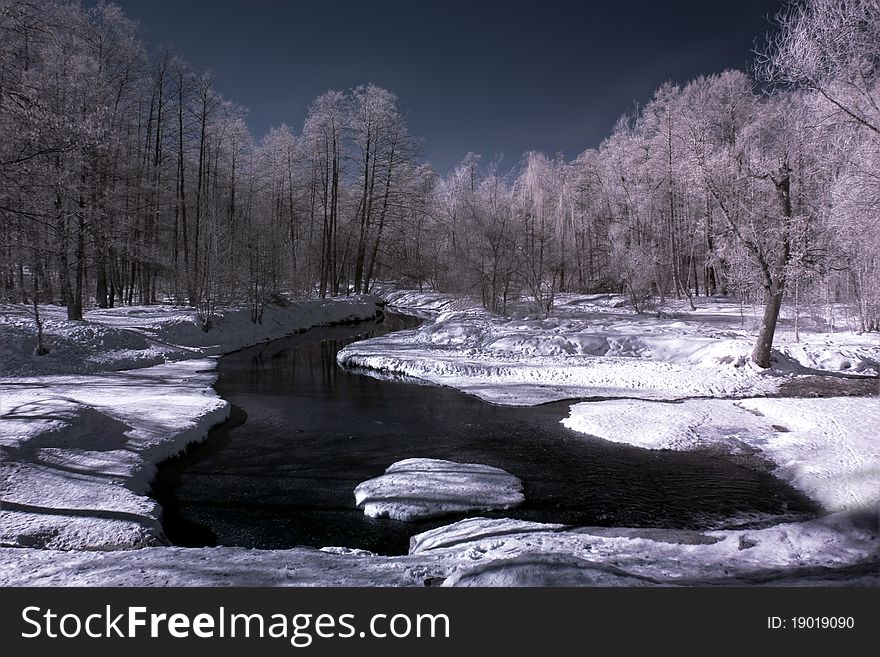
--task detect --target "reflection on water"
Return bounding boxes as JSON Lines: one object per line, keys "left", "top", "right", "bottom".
{"left": 153, "top": 311, "right": 819, "bottom": 555}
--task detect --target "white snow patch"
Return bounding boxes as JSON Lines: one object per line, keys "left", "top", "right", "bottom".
{"left": 409, "top": 514, "right": 879, "bottom": 585}
{"left": 561, "top": 397, "right": 880, "bottom": 513}
{"left": 354, "top": 458, "right": 524, "bottom": 521}
{"left": 0, "top": 545, "right": 447, "bottom": 587}
{"left": 1, "top": 510, "right": 875, "bottom": 586}
{"left": 0, "top": 296, "right": 382, "bottom": 377}
{"left": 441, "top": 553, "right": 659, "bottom": 587}
{"left": 0, "top": 360, "right": 229, "bottom": 549}
{"left": 410, "top": 517, "right": 566, "bottom": 554}
{"left": 372, "top": 286, "right": 480, "bottom": 317}
{"left": 735, "top": 398, "right": 880, "bottom": 513}
{"left": 341, "top": 294, "right": 879, "bottom": 405}
{"left": 560, "top": 399, "right": 773, "bottom": 451}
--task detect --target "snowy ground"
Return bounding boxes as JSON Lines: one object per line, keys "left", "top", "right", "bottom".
{"left": 0, "top": 360, "right": 228, "bottom": 549}
{"left": 1, "top": 289, "right": 878, "bottom": 586}
{"left": 562, "top": 397, "right": 880, "bottom": 514}
{"left": 339, "top": 293, "right": 879, "bottom": 404}
{"left": 1, "top": 296, "right": 383, "bottom": 376}
{"left": 339, "top": 290, "right": 877, "bottom": 584}
{"left": 1, "top": 510, "right": 875, "bottom": 586}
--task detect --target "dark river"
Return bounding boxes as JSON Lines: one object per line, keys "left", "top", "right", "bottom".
{"left": 153, "top": 311, "right": 819, "bottom": 555}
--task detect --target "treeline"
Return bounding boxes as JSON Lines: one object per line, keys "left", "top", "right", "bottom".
{"left": 405, "top": 0, "right": 880, "bottom": 365}
{"left": 422, "top": 65, "right": 877, "bottom": 367}
{"left": 1, "top": 1, "right": 877, "bottom": 363}
{"left": 0, "top": 0, "right": 425, "bottom": 328}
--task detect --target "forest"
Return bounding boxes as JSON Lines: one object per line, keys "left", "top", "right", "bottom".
{"left": 1, "top": 0, "right": 878, "bottom": 368}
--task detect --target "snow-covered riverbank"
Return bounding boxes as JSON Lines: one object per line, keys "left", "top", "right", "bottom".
{"left": 0, "top": 360, "right": 229, "bottom": 549}
{"left": 1, "top": 290, "right": 877, "bottom": 586}
{"left": 562, "top": 397, "right": 879, "bottom": 514}
{"left": 1, "top": 506, "right": 876, "bottom": 586}
{"left": 0, "top": 297, "right": 382, "bottom": 550}
{"left": 340, "top": 293, "right": 879, "bottom": 404}
{"left": 339, "top": 290, "right": 878, "bottom": 584}
{"left": 1, "top": 296, "right": 383, "bottom": 376}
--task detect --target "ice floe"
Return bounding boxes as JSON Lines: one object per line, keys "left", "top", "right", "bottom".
{"left": 354, "top": 458, "right": 524, "bottom": 521}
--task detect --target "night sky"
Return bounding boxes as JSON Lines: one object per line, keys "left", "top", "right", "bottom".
{"left": 106, "top": 0, "right": 785, "bottom": 173}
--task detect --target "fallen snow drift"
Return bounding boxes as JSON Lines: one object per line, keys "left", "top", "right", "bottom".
{"left": 339, "top": 295, "right": 879, "bottom": 405}
{"left": 354, "top": 458, "right": 524, "bottom": 520}
{"left": 562, "top": 397, "right": 880, "bottom": 513}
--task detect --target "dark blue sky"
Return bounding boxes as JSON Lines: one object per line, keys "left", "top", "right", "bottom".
{"left": 109, "top": 0, "right": 785, "bottom": 173}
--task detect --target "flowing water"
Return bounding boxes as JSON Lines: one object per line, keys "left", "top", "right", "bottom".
{"left": 153, "top": 311, "right": 819, "bottom": 555}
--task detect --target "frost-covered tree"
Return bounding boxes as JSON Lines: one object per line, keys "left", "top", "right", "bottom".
{"left": 350, "top": 85, "right": 407, "bottom": 293}
{"left": 762, "top": 0, "right": 880, "bottom": 331}
{"left": 515, "top": 152, "right": 568, "bottom": 315}
{"left": 1, "top": 0, "right": 876, "bottom": 352}
{"left": 302, "top": 90, "right": 347, "bottom": 297}
{"left": 761, "top": 0, "right": 880, "bottom": 136}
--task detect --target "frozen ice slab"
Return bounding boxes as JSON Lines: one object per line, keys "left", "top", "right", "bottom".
{"left": 354, "top": 458, "right": 524, "bottom": 521}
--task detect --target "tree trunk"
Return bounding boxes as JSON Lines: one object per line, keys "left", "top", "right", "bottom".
{"left": 177, "top": 70, "right": 190, "bottom": 300}
{"left": 329, "top": 135, "right": 340, "bottom": 296}
{"left": 96, "top": 256, "right": 109, "bottom": 308}
{"left": 751, "top": 283, "right": 784, "bottom": 368}
{"left": 353, "top": 133, "right": 372, "bottom": 293}
{"left": 70, "top": 212, "right": 85, "bottom": 320}
{"left": 32, "top": 261, "right": 49, "bottom": 355}
{"left": 751, "top": 166, "right": 793, "bottom": 368}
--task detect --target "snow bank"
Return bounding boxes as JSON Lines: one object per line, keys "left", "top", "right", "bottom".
{"left": 440, "top": 553, "right": 659, "bottom": 587}
{"left": 0, "top": 545, "right": 445, "bottom": 587}
{"left": 0, "top": 360, "right": 229, "bottom": 549}
{"left": 341, "top": 294, "right": 879, "bottom": 405}
{"left": 0, "top": 296, "right": 382, "bottom": 377}
{"left": 561, "top": 399, "right": 771, "bottom": 451}
{"left": 338, "top": 336, "right": 782, "bottom": 405}
{"left": 410, "top": 514, "right": 879, "bottom": 586}
{"left": 735, "top": 398, "right": 880, "bottom": 513}
{"left": 561, "top": 397, "right": 880, "bottom": 513}
{"left": 372, "top": 286, "right": 480, "bottom": 317}
{"left": 409, "top": 517, "right": 566, "bottom": 554}
{"left": 354, "top": 458, "right": 524, "bottom": 521}
{"left": 3, "top": 510, "right": 874, "bottom": 586}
